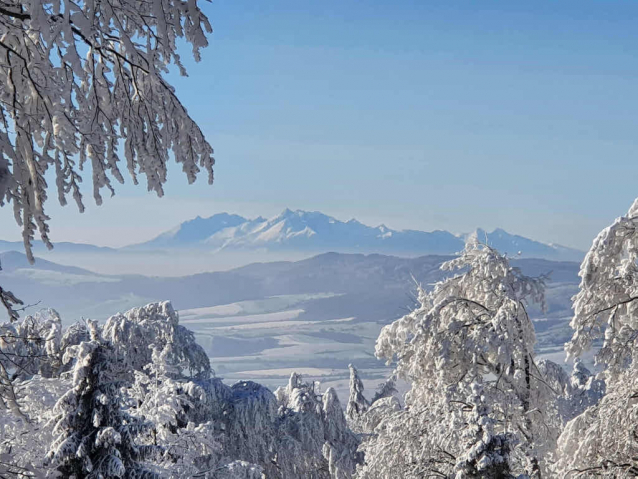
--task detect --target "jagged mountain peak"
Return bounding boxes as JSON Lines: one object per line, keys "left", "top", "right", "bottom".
{"left": 126, "top": 210, "right": 584, "bottom": 261}
{"left": 127, "top": 212, "right": 250, "bottom": 249}
{"left": 274, "top": 208, "right": 336, "bottom": 222}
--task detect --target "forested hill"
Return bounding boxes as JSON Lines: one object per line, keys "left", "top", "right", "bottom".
{"left": 0, "top": 251, "right": 579, "bottom": 324}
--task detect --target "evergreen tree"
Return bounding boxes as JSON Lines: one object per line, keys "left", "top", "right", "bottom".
{"left": 454, "top": 381, "right": 516, "bottom": 479}
{"left": 46, "top": 321, "right": 163, "bottom": 478}
{"left": 346, "top": 364, "right": 369, "bottom": 422}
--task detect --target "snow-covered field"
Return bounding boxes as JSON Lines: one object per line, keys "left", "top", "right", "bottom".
{"left": 183, "top": 291, "right": 582, "bottom": 402}
{"left": 1, "top": 249, "right": 583, "bottom": 402}
{"left": 180, "top": 294, "right": 394, "bottom": 400}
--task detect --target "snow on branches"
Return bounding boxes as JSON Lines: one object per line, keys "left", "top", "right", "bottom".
{"left": 102, "top": 301, "right": 211, "bottom": 380}
{"left": 0, "top": 0, "right": 215, "bottom": 261}
{"left": 555, "top": 367, "right": 638, "bottom": 478}
{"left": 273, "top": 373, "right": 361, "bottom": 478}
{"left": 46, "top": 328, "right": 164, "bottom": 478}
{"left": 568, "top": 198, "right": 638, "bottom": 373}
{"left": 361, "top": 238, "right": 557, "bottom": 478}
{"left": 0, "top": 302, "right": 366, "bottom": 479}
{"left": 556, "top": 197, "right": 638, "bottom": 477}
{"left": 453, "top": 381, "right": 517, "bottom": 479}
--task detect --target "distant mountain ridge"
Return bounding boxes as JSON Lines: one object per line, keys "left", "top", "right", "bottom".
{"left": 0, "top": 209, "right": 585, "bottom": 262}
{"left": 0, "top": 239, "right": 117, "bottom": 255}
{"left": 0, "top": 250, "right": 580, "bottom": 323}
{"left": 128, "top": 209, "right": 585, "bottom": 262}
{"left": 0, "top": 250, "right": 95, "bottom": 275}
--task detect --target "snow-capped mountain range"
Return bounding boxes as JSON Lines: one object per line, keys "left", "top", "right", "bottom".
{"left": 127, "top": 209, "right": 584, "bottom": 261}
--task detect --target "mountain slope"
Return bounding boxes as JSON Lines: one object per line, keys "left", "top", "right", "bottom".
{"left": 0, "top": 250, "right": 96, "bottom": 275}
{"left": 129, "top": 208, "right": 584, "bottom": 261}
{"left": 0, "top": 240, "right": 117, "bottom": 255}
{"left": 126, "top": 213, "right": 255, "bottom": 249}
{"left": 1, "top": 250, "right": 579, "bottom": 323}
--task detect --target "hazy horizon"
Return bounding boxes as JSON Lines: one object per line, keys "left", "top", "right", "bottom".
{"left": 3, "top": 0, "right": 638, "bottom": 251}
{"left": 0, "top": 204, "right": 589, "bottom": 251}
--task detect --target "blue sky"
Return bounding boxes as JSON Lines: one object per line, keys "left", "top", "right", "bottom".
{"left": 3, "top": 0, "right": 638, "bottom": 249}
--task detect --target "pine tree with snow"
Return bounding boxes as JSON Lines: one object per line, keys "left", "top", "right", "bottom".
{"left": 346, "top": 364, "right": 369, "bottom": 422}
{"left": 46, "top": 321, "right": 163, "bottom": 478}
{"left": 454, "top": 381, "right": 516, "bottom": 479}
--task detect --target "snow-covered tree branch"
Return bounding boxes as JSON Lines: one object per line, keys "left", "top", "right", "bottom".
{"left": 0, "top": 0, "right": 214, "bottom": 261}
{"left": 556, "top": 197, "right": 638, "bottom": 476}
{"left": 568, "top": 198, "right": 638, "bottom": 373}
{"left": 0, "top": 259, "right": 22, "bottom": 322}
{"left": 357, "top": 238, "right": 560, "bottom": 478}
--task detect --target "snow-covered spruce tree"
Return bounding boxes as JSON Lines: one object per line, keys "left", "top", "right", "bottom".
{"left": 346, "top": 364, "right": 369, "bottom": 423}
{"left": 555, "top": 198, "right": 638, "bottom": 477}
{"left": 357, "top": 238, "right": 557, "bottom": 478}
{"left": 322, "top": 386, "right": 362, "bottom": 479}
{"left": 0, "top": 0, "right": 214, "bottom": 261}
{"left": 370, "top": 375, "right": 398, "bottom": 405}
{"left": 46, "top": 321, "right": 164, "bottom": 478}
{"left": 270, "top": 372, "right": 360, "bottom": 478}
{"left": 454, "top": 381, "right": 517, "bottom": 479}
{"left": 130, "top": 343, "right": 226, "bottom": 478}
